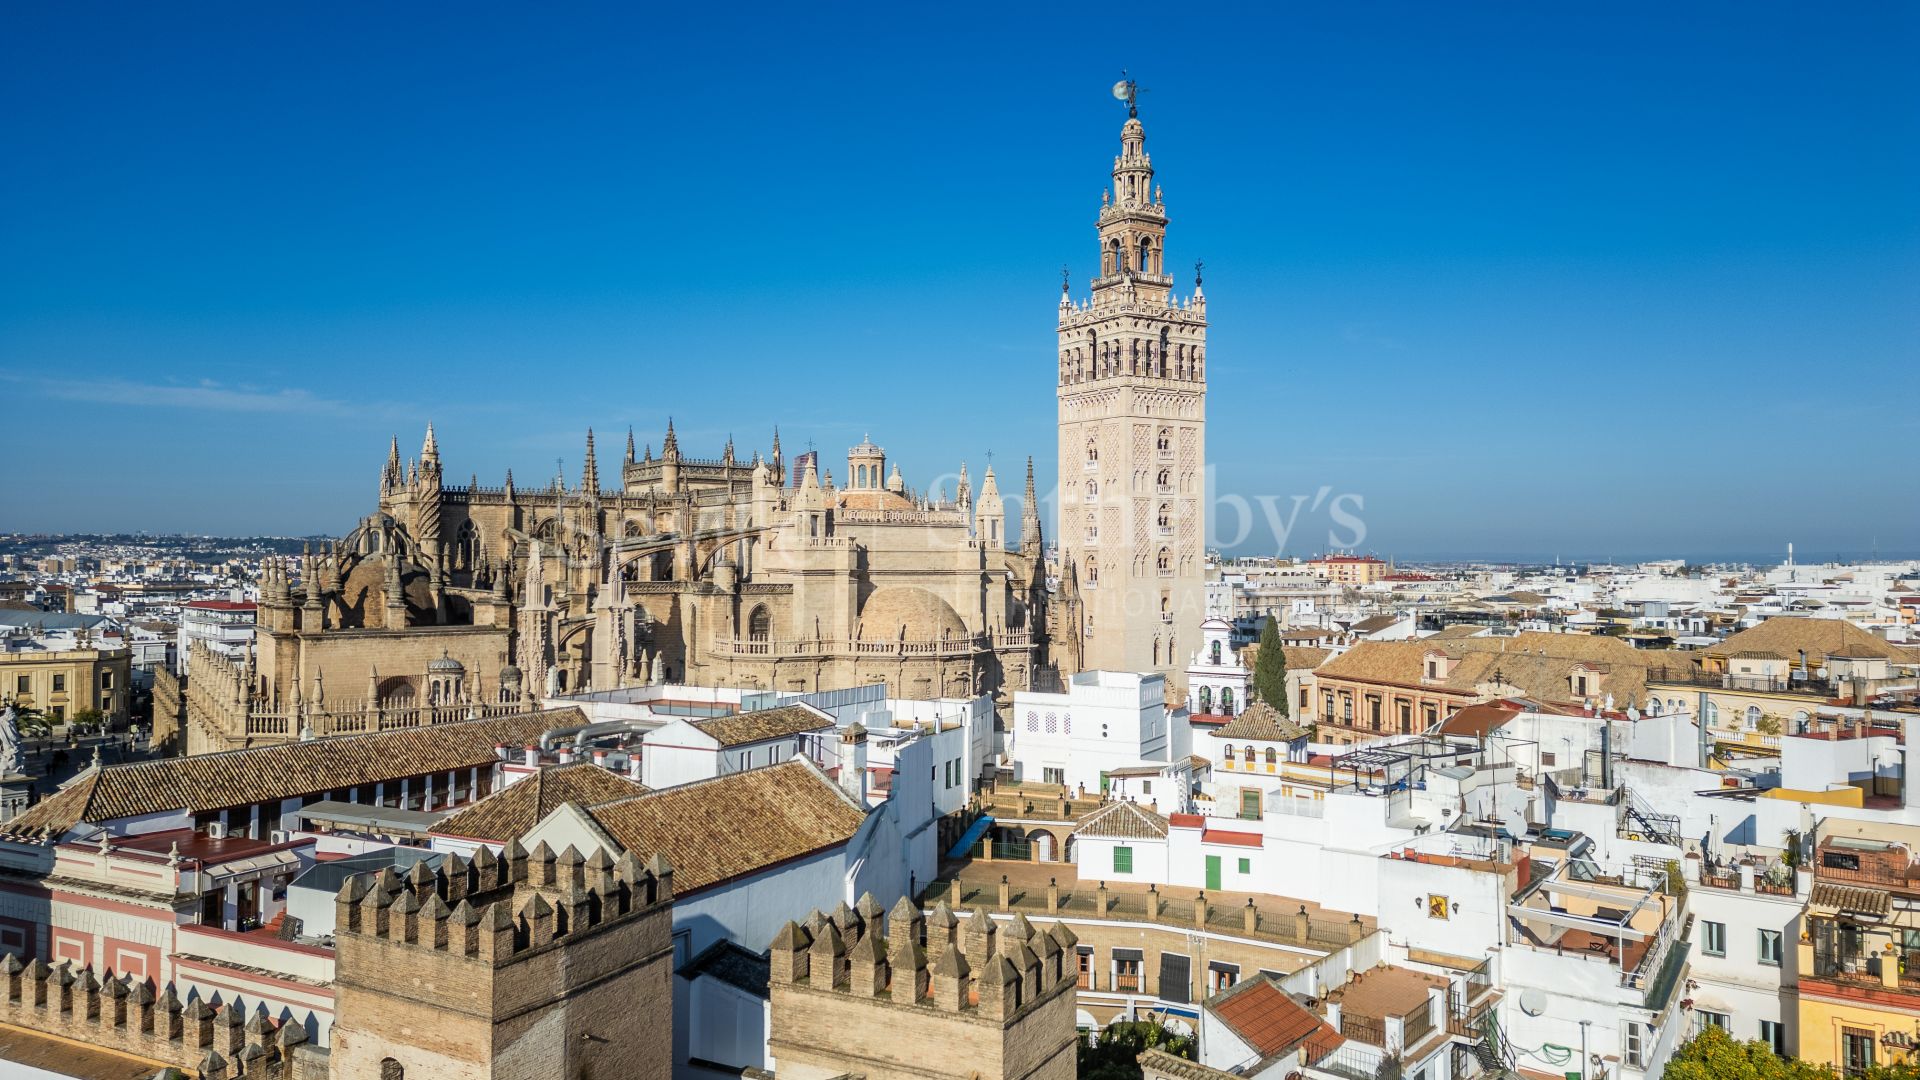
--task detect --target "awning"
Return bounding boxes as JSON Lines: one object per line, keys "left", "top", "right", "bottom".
{"left": 1113, "top": 948, "right": 1144, "bottom": 962}
{"left": 203, "top": 848, "right": 302, "bottom": 887}
{"left": 1811, "top": 881, "right": 1892, "bottom": 918}
{"left": 296, "top": 799, "right": 450, "bottom": 838}
{"left": 947, "top": 815, "right": 995, "bottom": 860}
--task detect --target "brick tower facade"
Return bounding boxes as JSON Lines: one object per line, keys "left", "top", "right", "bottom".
{"left": 328, "top": 841, "right": 675, "bottom": 1080}
{"left": 1057, "top": 88, "right": 1209, "bottom": 690}
{"left": 766, "top": 898, "right": 1078, "bottom": 1080}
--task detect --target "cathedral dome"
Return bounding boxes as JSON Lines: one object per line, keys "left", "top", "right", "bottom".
{"left": 428, "top": 651, "right": 465, "bottom": 674}
{"left": 836, "top": 489, "right": 915, "bottom": 512}
{"left": 337, "top": 553, "right": 437, "bottom": 629}
{"left": 856, "top": 586, "right": 970, "bottom": 642}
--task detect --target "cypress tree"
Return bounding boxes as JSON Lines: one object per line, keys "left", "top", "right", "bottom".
{"left": 1252, "top": 615, "right": 1288, "bottom": 715}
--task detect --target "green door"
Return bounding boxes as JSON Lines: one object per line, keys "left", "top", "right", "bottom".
{"left": 1206, "top": 855, "right": 1222, "bottom": 891}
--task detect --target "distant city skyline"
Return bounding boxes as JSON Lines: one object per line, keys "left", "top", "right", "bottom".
{"left": 2, "top": 5, "right": 1914, "bottom": 557}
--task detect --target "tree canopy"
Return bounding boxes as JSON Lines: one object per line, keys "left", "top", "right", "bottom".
{"left": 1078, "top": 1021, "right": 1195, "bottom": 1080}
{"left": 1664, "top": 1027, "right": 1920, "bottom": 1080}
{"left": 1252, "top": 615, "right": 1288, "bottom": 715}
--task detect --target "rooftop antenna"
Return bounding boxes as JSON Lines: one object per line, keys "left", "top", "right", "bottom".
{"left": 1112, "top": 72, "right": 1140, "bottom": 118}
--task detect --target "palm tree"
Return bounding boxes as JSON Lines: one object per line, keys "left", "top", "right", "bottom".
{"left": 9, "top": 705, "right": 51, "bottom": 739}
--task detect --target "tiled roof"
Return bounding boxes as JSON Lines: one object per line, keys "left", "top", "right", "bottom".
{"left": 1281, "top": 646, "right": 1333, "bottom": 670}
{"left": 1811, "top": 881, "right": 1892, "bottom": 917}
{"left": 1138, "top": 1048, "right": 1241, "bottom": 1080}
{"left": 3, "top": 708, "right": 582, "bottom": 837}
{"left": 433, "top": 762, "right": 648, "bottom": 842}
{"left": 1708, "top": 617, "right": 1919, "bottom": 666}
{"left": 583, "top": 758, "right": 867, "bottom": 894}
{"left": 689, "top": 705, "right": 833, "bottom": 747}
{"left": 1201, "top": 829, "right": 1262, "bottom": 848}
{"left": 1212, "top": 702, "right": 1308, "bottom": 742}
{"left": 1209, "top": 977, "right": 1341, "bottom": 1062}
{"left": 1316, "top": 632, "right": 1684, "bottom": 711}
{"left": 1072, "top": 801, "right": 1169, "bottom": 840}
{"left": 1437, "top": 701, "right": 1523, "bottom": 739}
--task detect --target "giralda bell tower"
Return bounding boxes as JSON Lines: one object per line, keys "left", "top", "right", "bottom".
{"left": 1056, "top": 80, "right": 1208, "bottom": 692}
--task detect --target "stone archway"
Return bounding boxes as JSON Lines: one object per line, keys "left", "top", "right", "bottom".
{"left": 1026, "top": 827, "right": 1058, "bottom": 863}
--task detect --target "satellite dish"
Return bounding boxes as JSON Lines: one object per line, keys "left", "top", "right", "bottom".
{"left": 1112, "top": 80, "right": 1133, "bottom": 102}
{"left": 1519, "top": 988, "right": 1547, "bottom": 1016}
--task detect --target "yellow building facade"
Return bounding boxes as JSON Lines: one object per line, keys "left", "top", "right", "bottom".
{"left": 0, "top": 646, "right": 132, "bottom": 725}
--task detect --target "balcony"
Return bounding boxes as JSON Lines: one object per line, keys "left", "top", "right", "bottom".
{"left": 1645, "top": 665, "right": 1841, "bottom": 699}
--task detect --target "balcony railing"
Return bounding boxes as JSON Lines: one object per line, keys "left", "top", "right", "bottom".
{"left": 1646, "top": 666, "right": 1839, "bottom": 698}
{"left": 1112, "top": 972, "right": 1142, "bottom": 992}
{"left": 1815, "top": 857, "right": 1919, "bottom": 890}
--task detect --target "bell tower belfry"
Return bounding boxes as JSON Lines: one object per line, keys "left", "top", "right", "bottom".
{"left": 1056, "top": 80, "right": 1208, "bottom": 691}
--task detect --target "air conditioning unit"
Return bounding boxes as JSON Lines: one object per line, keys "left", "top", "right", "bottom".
{"left": 206, "top": 822, "right": 228, "bottom": 840}
{"left": 269, "top": 830, "right": 291, "bottom": 845}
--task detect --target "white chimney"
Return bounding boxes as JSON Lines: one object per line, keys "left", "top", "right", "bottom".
{"left": 523, "top": 744, "right": 539, "bottom": 767}
{"left": 838, "top": 724, "right": 869, "bottom": 803}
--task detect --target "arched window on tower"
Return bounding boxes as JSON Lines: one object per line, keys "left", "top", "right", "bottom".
{"left": 1157, "top": 548, "right": 1171, "bottom": 575}
{"left": 1157, "top": 469, "right": 1172, "bottom": 492}
{"left": 1210, "top": 641, "right": 1222, "bottom": 665}
{"left": 748, "top": 605, "right": 772, "bottom": 640}
{"left": 1140, "top": 239, "right": 1154, "bottom": 275}
{"left": 1199, "top": 686, "right": 1213, "bottom": 714}
{"left": 381, "top": 1059, "right": 405, "bottom": 1080}
{"left": 1086, "top": 479, "right": 1097, "bottom": 500}
{"left": 1086, "top": 558, "right": 1098, "bottom": 587}
{"left": 1157, "top": 504, "right": 1171, "bottom": 533}
{"left": 1087, "top": 436, "right": 1099, "bottom": 464}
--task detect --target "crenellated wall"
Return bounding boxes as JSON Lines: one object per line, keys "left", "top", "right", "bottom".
{"left": 0, "top": 954, "right": 327, "bottom": 1079}
{"left": 328, "top": 838, "right": 675, "bottom": 1080}
{"left": 767, "top": 896, "right": 1079, "bottom": 1080}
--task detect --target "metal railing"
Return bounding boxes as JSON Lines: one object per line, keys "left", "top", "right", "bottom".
{"left": 1646, "top": 666, "right": 1838, "bottom": 697}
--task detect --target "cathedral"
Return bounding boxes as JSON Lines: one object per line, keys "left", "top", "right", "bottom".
{"left": 168, "top": 95, "right": 1208, "bottom": 754}
{"left": 174, "top": 425, "right": 1050, "bottom": 754}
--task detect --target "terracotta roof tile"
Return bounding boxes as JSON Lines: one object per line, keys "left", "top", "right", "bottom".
{"left": 1212, "top": 702, "right": 1308, "bottom": 742}
{"left": 434, "top": 762, "right": 648, "bottom": 842}
{"left": 689, "top": 705, "right": 833, "bottom": 748}
{"left": 1209, "top": 977, "right": 1340, "bottom": 1061}
{"left": 1072, "top": 801, "right": 1169, "bottom": 840}
{"left": 3, "top": 708, "right": 582, "bottom": 837}
{"left": 1709, "top": 617, "right": 1919, "bottom": 666}
{"left": 583, "top": 758, "right": 867, "bottom": 894}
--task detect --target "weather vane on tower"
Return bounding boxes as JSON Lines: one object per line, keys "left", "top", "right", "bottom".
{"left": 1112, "top": 71, "right": 1139, "bottom": 118}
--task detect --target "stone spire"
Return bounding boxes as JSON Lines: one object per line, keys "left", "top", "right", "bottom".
{"left": 957, "top": 462, "right": 972, "bottom": 517}
{"left": 625, "top": 427, "right": 636, "bottom": 465}
{"left": 976, "top": 464, "right": 1005, "bottom": 549}
{"left": 582, "top": 429, "right": 599, "bottom": 495}
{"left": 1021, "top": 456, "right": 1043, "bottom": 557}
{"left": 382, "top": 435, "right": 402, "bottom": 494}
{"left": 662, "top": 418, "right": 679, "bottom": 459}
{"left": 422, "top": 422, "right": 440, "bottom": 465}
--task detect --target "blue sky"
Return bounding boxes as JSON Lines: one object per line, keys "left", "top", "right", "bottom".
{"left": 2, "top": 4, "right": 1915, "bottom": 561}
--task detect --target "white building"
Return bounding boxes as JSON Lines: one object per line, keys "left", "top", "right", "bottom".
{"left": 174, "top": 599, "right": 255, "bottom": 676}
{"left": 1186, "top": 616, "right": 1250, "bottom": 718}
{"left": 1009, "top": 671, "right": 1189, "bottom": 794}
{"left": 639, "top": 704, "right": 836, "bottom": 789}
